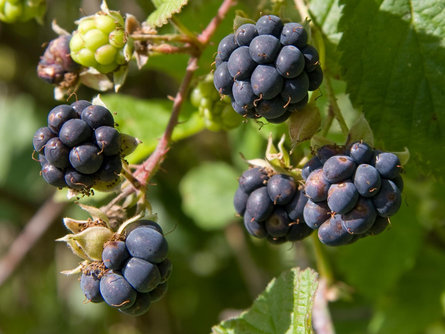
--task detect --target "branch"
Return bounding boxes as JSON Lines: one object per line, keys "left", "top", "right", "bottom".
{"left": 197, "top": 0, "right": 236, "bottom": 46}
{"left": 131, "top": 0, "right": 235, "bottom": 188}
{"left": 134, "top": 56, "right": 198, "bottom": 186}
{"left": 0, "top": 195, "right": 66, "bottom": 286}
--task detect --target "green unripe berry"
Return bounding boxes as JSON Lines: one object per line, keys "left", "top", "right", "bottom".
{"left": 78, "top": 18, "right": 96, "bottom": 34}
{"left": 190, "top": 87, "right": 203, "bottom": 107}
{"left": 201, "top": 97, "right": 214, "bottom": 110}
{"left": 95, "top": 15, "right": 116, "bottom": 34}
{"left": 109, "top": 29, "right": 126, "bottom": 49}
{"left": 69, "top": 33, "right": 84, "bottom": 52}
{"left": 221, "top": 104, "right": 242, "bottom": 129}
{"left": 95, "top": 44, "right": 117, "bottom": 65}
{"left": 4, "top": 2, "right": 22, "bottom": 21}
{"left": 83, "top": 29, "right": 108, "bottom": 50}
{"left": 76, "top": 48, "right": 97, "bottom": 67}
{"left": 96, "top": 63, "right": 118, "bottom": 73}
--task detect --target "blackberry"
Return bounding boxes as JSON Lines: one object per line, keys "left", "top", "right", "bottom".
{"left": 234, "top": 168, "right": 312, "bottom": 244}
{"left": 33, "top": 102, "right": 124, "bottom": 192}
{"left": 299, "top": 142, "right": 405, "bottom": 245}
{"left": 213, "top": 15, "right": 323, "bottom": 123}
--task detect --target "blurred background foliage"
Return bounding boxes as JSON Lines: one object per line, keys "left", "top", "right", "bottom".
{"left": 0, "top": 0, "right": 444, "bottom": 333}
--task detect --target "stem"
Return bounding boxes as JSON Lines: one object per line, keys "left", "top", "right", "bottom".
{"left": 325, "top": 75, "right": 349, "bottom": 137}
{"left": 321, "top": 105, "right": 335, "bottom": 137}
{"left": 130, "top": 33, "right": 194, "bottom": 44}
{"left": 133, "top": 0, "right": 236, "bottom": 187}
{"left": 310, "top": 233, "right": 334, "bottom": 286}
{"left": 0, "top": 195, "right": 66, "bottom": 286}
{"left": 133, "top": 56, "right": 198, "bottom": 186}
{"left": 294, "top": 0, "right": 310, "bottom": 20}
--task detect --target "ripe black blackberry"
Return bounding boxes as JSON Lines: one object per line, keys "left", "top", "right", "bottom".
{"left": 234, "top": 167, "right": 312, "bottom": 243}
{"left": 302, "top": 142, "right": 403, "bottom": 246}
{"left": 80, "top": 220, "right": 171, "bottom": 316}
{"left": 33, "top": 100, "right": 123, "bottom": 192}
{"left": 214, "top": 15, "right": 323, "bottom": 123}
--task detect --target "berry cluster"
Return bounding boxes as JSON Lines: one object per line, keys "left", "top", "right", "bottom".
{"left": 70, "top": 10, "right": 127, "bottom": 73}
{"left": 80, "top": 221, "right": 171, "bottom": 316}
{"left": 190, "top": 74, "right": 242, "bottom": 131}
{"left": 302, "top": 142, "right": 403, "bottom": 246}
{"left": 214, "top": 15, "right": 323, "bottom": 123}
{"left": 0, "top": 0, "right": 45, "bottom": 23}
{"left": 234, "top": 167, "right": 312, "bottom": 244}
{"left": 37, "top": 35, "right": 79, "bottom": 84}
{"left": 33, "top": 100, "right": 122, "bottom": 191}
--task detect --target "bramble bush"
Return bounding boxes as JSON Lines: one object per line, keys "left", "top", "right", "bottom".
{"left": 0, "top": 0, "right": 445, "bottom": 333}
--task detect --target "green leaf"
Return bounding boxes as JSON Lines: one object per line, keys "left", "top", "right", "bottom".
{"left": 101, "top": 94, "right": 204, "bottom": 163}
{"left": 309, "top": 0, "right": 343, "bottom": 44}
{"left": 346, "top": 113, "right": 374, "bottom": 146}
{"left": 179, "top": 162, "right": 238, "bottom": 230}
{"left": 212, "top": 267, "right": 318, "bottom": 334}
{"left": 370, "top": 246, "right": 445, "bottom": 334}
{"left": 146, "top": 0, "right": 189, "bottom": 27}
{"left": 289, "top": 103, "right": 321, "bottom": 146}
{"left": 334, "top": 187, "right": 424, "bottom": 299}
{"left": 338, "top": 0, "right": 445, "bottom": 177}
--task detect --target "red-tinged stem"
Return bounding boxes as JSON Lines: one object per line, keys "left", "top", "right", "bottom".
{"left": 150, "top": 43, "right": 199, "bottom": 56}
{"left": 134, "top": 56, "right": 199, "bottom": 186}
{"left": 197, "top": 0, "right": 236, "bottom": 46}
{"left": 128, "top": 0, "right": 235, "bottom": 188}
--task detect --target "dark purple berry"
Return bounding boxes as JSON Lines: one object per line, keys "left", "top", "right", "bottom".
{"left": 265, "top": 207, "right": 291, "bottom": 238}
{"left": 44, "top": 137, "right": 70, "bottom": 169}
{"left": 95, "top": 126, "right": 120, "bottom": 155}
{"left": 234, "top": 186, "right": 249, "bottom": 216}
{"left": 256, "top": 15, "right": 283, "bottom": 38}
{"left": 238, "top": 167, "right": 269, "bottom": 193}
{"left": 373, "top": 152, "right": 401, "bottom": 179}
{"left": 245, "top": 186, "right": 274, "bottom": 222}
{"left": 100, "top": 271, "right": 137, "bottom": 308}
{"left": 81, "top": 105, "right": 114, "bottom": 129}
{"left": 249, "top": 35, "right": 281, "bottom": 64}
{"left": 267, "top": 174, "right": 297, "bottom": 205}
{"left": 149, "top": 282, "right": 168, "bottom": 302}
{"left": 372, "top": 179, "right": 402, "bottom": 217}
{"left": 122, "top": 257, "right": 161, "bottom": 293}
{"left": 280, "top": 22, "right": 307, "bottom": 48}
{"left": 243, "top": 212, "right": 267, "bottom": 238}
{"left": 349, "top": 141, "right": 373, "bottom": 164}
{"left": 33, "top": 127, "right": 55, "bottom": 152}
{"left": 305, "top": 169, "right": 330, "bottom": 202}
{"left": 318, "top": 215, "right": 354, "bottom": 246}
{"left": 96, "top": 154, "right": 122, "bottom": 182}
{"left": 302, "top": 156, "right": 323, "bottom": 181}
{"left": 119, "top": 293, "right": 151, "bottom": 316}
{"left": 323, "top": 155, "right": 356, "bottom": 183}
{"left": 353, "top": 164, "right": 381, "bottom": 197}
{"left": 102, "top": 240, "right": 130, "bottom": 270}
{"left": 71, "top": 100, "right": 92, "bottom": 117}
{"left": 64, "top": 168, "right": 95, "bottom": 190}
{"left": 47, "top": 105, "right": 77, "bottom": 134}
{"left": 59, "top": 119, "right": 92, "bottom": 147}
{"left": 303, "top": 200, "right": 331, "bottom": 229}
{"left": 80, "top": 271, "right": 103, "bottom": 303}
{"left": 69, "top": 144, "right": 103, "bottom": 174}
{"left": 287, "top": 221, "right": 313, "bottom": 241}
{"left": 327, "top": 181, "right": 359, "bottom": 214}
{"left": 126, "top": 227, "right": 168, "bottom": 263}
{"left": 235, "top": 24, "right": 258, "bottom": 46}
{"left": 157, "top": 259, "right": 172, "bottom": 283}
{"left": 217, "top": 34, "right": 237, "bottom": 61}
{"left": 41, "top": 164, "right": 66, "bottom": 188}
{"left": 286, "top": 189, "right": 308, "bottom": 222}
{"left": 341, "top": 198, "right": 377, "bottom": 234}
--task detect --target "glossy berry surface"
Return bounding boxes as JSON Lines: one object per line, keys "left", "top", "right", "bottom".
{"left": 99, "top": 271, "right": 137, "bottom": 308}
{"left": 301, "top": 142, "right": 404, "bottom": 246}
{"left": 126, "top": 227, "right": 168, "bottom": 264}
{"left": 122, "top": 257, "right": 161, "bottom": 293}
{"left": 267, "top": 174, "right": 297, "bottom": 205}
{"left": 102, "top": 240, "right": 130, "bottom": 270}
{"left": 213, "top": 15, "right": 323, "bottom": 123}
{"left": 80, "top": 271, "right": 103, "bottom": 303}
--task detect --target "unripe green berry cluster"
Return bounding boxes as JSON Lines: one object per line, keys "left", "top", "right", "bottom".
{"left": 0, "top": 0, "right": 45, "bottom": 23}
{"left": 190, "top": 75, "right": 243, "bottom": 132}
{"left": 70, "top": 11, "right": 127, "bottom": 74}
